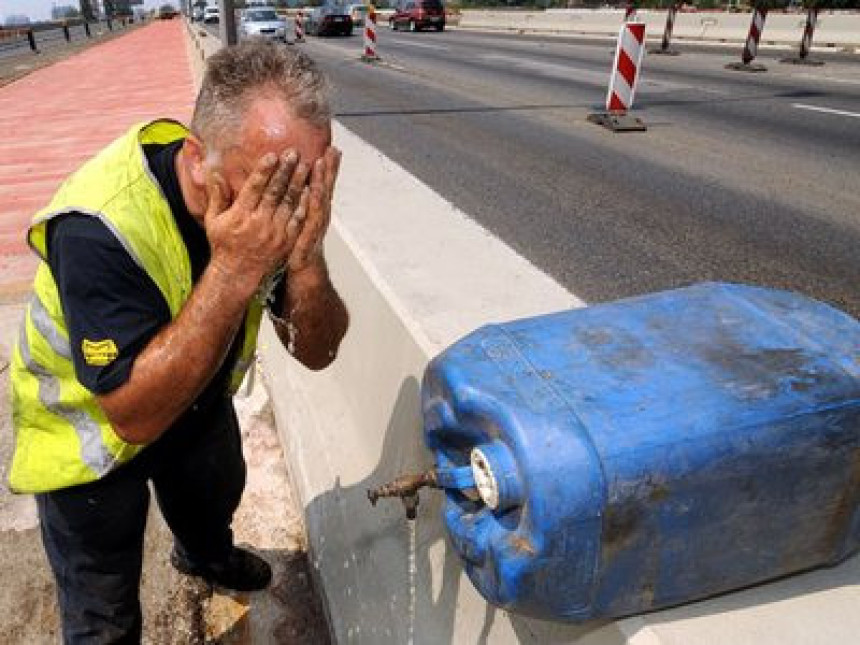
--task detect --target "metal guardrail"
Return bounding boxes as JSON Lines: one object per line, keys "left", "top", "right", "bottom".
{"left": 0, "top": 18, "right": 137, "bottom": 57}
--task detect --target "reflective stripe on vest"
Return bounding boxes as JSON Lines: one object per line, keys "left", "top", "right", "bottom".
{"left": 17, "top": 301, "right": 116, "bottom": 476}
{"left": 29, "top": 292, "right": 71, "bottom": 360}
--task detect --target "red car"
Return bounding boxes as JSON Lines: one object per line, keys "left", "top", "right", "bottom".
{"left": 389, "top": 0, "right": 445, "bottom": 32}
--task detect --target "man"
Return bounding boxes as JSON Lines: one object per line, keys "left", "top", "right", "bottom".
{"left": 9, "top": 41, "right": 348, "bottom": 642}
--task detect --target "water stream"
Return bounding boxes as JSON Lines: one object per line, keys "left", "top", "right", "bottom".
{"left": 407, "top": 519, "right": 417, "bottom": 645}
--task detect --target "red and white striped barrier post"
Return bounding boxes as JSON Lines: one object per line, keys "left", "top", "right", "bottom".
{"left": 781, "top": 6, "right": 824, "bottom": 66}
{"left": 295, "top": 10, "right": 305, "bottom": 42}
{"left": 588, "top": 21, "right": 647, "bottom": 132}
{"left": 362, "top": 6, "right": 379, "bottom": 62}
{"left": 650, "top": 3, "right": 680, "bottom": 56}
{"left": 798, "top": 6, "right": 818, "bottom": 61}
{"left": 741, "top": 7, "right": 767, "bottom": 65}
{"left": 607, "top": 22, "right": 646, "bottom": 113}
{"left": 726, "top": 6, "right": 768, "bottom": 72}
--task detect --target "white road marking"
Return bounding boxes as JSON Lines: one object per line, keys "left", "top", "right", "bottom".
{"left": 391, "top": 39, "right": 447, "bottom": 51}
{"left": 792, "top": 103, "right": 860, "bottom": 119}
{"left": 792, "top": 73, "right": 860, "bottom": 86}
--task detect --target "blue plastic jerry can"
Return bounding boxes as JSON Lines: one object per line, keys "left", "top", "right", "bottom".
{"left": 422, "top": 283, "right": 860, "bottom": 622}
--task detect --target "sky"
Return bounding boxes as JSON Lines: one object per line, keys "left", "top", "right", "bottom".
{"left": 0, "top": 0, "right": 164, "bottom": 22}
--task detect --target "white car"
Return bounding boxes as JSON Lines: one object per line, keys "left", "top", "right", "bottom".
{"left": 239, "top": 8, "right": 290, "bottom": 42}
{"left": 203, "top": 6, "right": 220, "bottom": 23}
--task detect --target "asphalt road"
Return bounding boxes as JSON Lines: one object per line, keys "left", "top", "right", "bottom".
{"left": 222, "top": 26, "right": 860, "bottom": 317}
{"left": 308, "top": 29, "right": 860, "bottom": 315}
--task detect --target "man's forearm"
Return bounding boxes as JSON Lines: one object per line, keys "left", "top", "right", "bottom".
{"left": 276, "top": 258, "right": 348, "bottom": 370}
{"left": 97, "top": 264, "right": 254, "bottom": 444}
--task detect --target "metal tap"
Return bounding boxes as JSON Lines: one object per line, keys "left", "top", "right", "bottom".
{"left": 367, "top": 469, "right": 439, "bottom": 520}
{"left": 368, "top": 464, "right": 478, "bottom": 520}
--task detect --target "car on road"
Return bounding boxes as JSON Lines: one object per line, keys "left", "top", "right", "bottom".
{"left": 347, "top": 3, "right": 368, "bottom": 27}
{"left": 305, "top": 6, "right": 353, "bottom": 37}
{"left": 158, "top": 4, "right": 178, "bottom": 19}
{"left": 240, "top": 7, "right": 290, "bottom": 42}
{"left": 203, "top": 6, "right": 220, "bottom": 23}
{"left": 389, "top": 0, "right": 445, "bottom": 31}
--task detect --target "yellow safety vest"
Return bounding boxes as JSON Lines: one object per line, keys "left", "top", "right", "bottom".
{"left": 9, "top": 120, "right": 264, "bottom": 494}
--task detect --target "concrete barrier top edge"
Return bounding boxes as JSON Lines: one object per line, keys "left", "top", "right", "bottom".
{"left": 331, "top": 120, "right": 580, "bottom": 354}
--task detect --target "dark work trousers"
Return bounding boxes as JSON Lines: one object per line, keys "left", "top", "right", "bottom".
{"left": 36, "top": 395, "right": 247, "bottom": 644}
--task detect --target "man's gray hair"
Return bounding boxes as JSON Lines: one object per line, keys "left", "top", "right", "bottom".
{"left": 191, "top": 40, "right": 331, "bottom": 149}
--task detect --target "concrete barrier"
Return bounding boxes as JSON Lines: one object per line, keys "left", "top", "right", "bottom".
{"left": 183, "top": 18, "right": 220, "bottom": 79}
{"left": 458, "top": 9, "right": 860, "bottom": 49}
{"left": 183, "top": 20, "right": 860, "bottom": 644}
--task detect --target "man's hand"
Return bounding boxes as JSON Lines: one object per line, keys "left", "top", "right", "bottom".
{"left": 287, "top": 146, "right": 341, "bottom": 276}
{"left": 204, "top": 151, "right": 305, "bottom": 298}
{"left": 271, "top": 146, "right": 348, "bottom": 370}
{"left": 97, "top": 150, "right": 328, "bottom": 444}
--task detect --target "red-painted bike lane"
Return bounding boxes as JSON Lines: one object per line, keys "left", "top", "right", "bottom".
{"left": 0, "top": 20, "right": 196, "bottom": 300}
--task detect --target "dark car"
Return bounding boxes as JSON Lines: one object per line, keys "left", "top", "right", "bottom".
{"left": 158, "top": 4, "right": 179, "bottom": 19}
{"left": 389, "top": 0, "right": 445, "bottom": 32}
{"left": 306, "top": 5, "right": 353, "bottom": 37}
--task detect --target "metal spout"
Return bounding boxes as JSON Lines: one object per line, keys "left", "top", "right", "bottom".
{"left": 367, "top": 469, "right": 439, "bottom": 520}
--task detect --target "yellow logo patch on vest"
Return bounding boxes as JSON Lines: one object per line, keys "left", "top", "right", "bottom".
{"left": 81, "top": 339, "right": 119, "bottom": 366}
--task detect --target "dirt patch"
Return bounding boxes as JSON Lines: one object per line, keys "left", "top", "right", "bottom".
{"left": 0, "top": 527, "right": 60, "bottom": 644}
